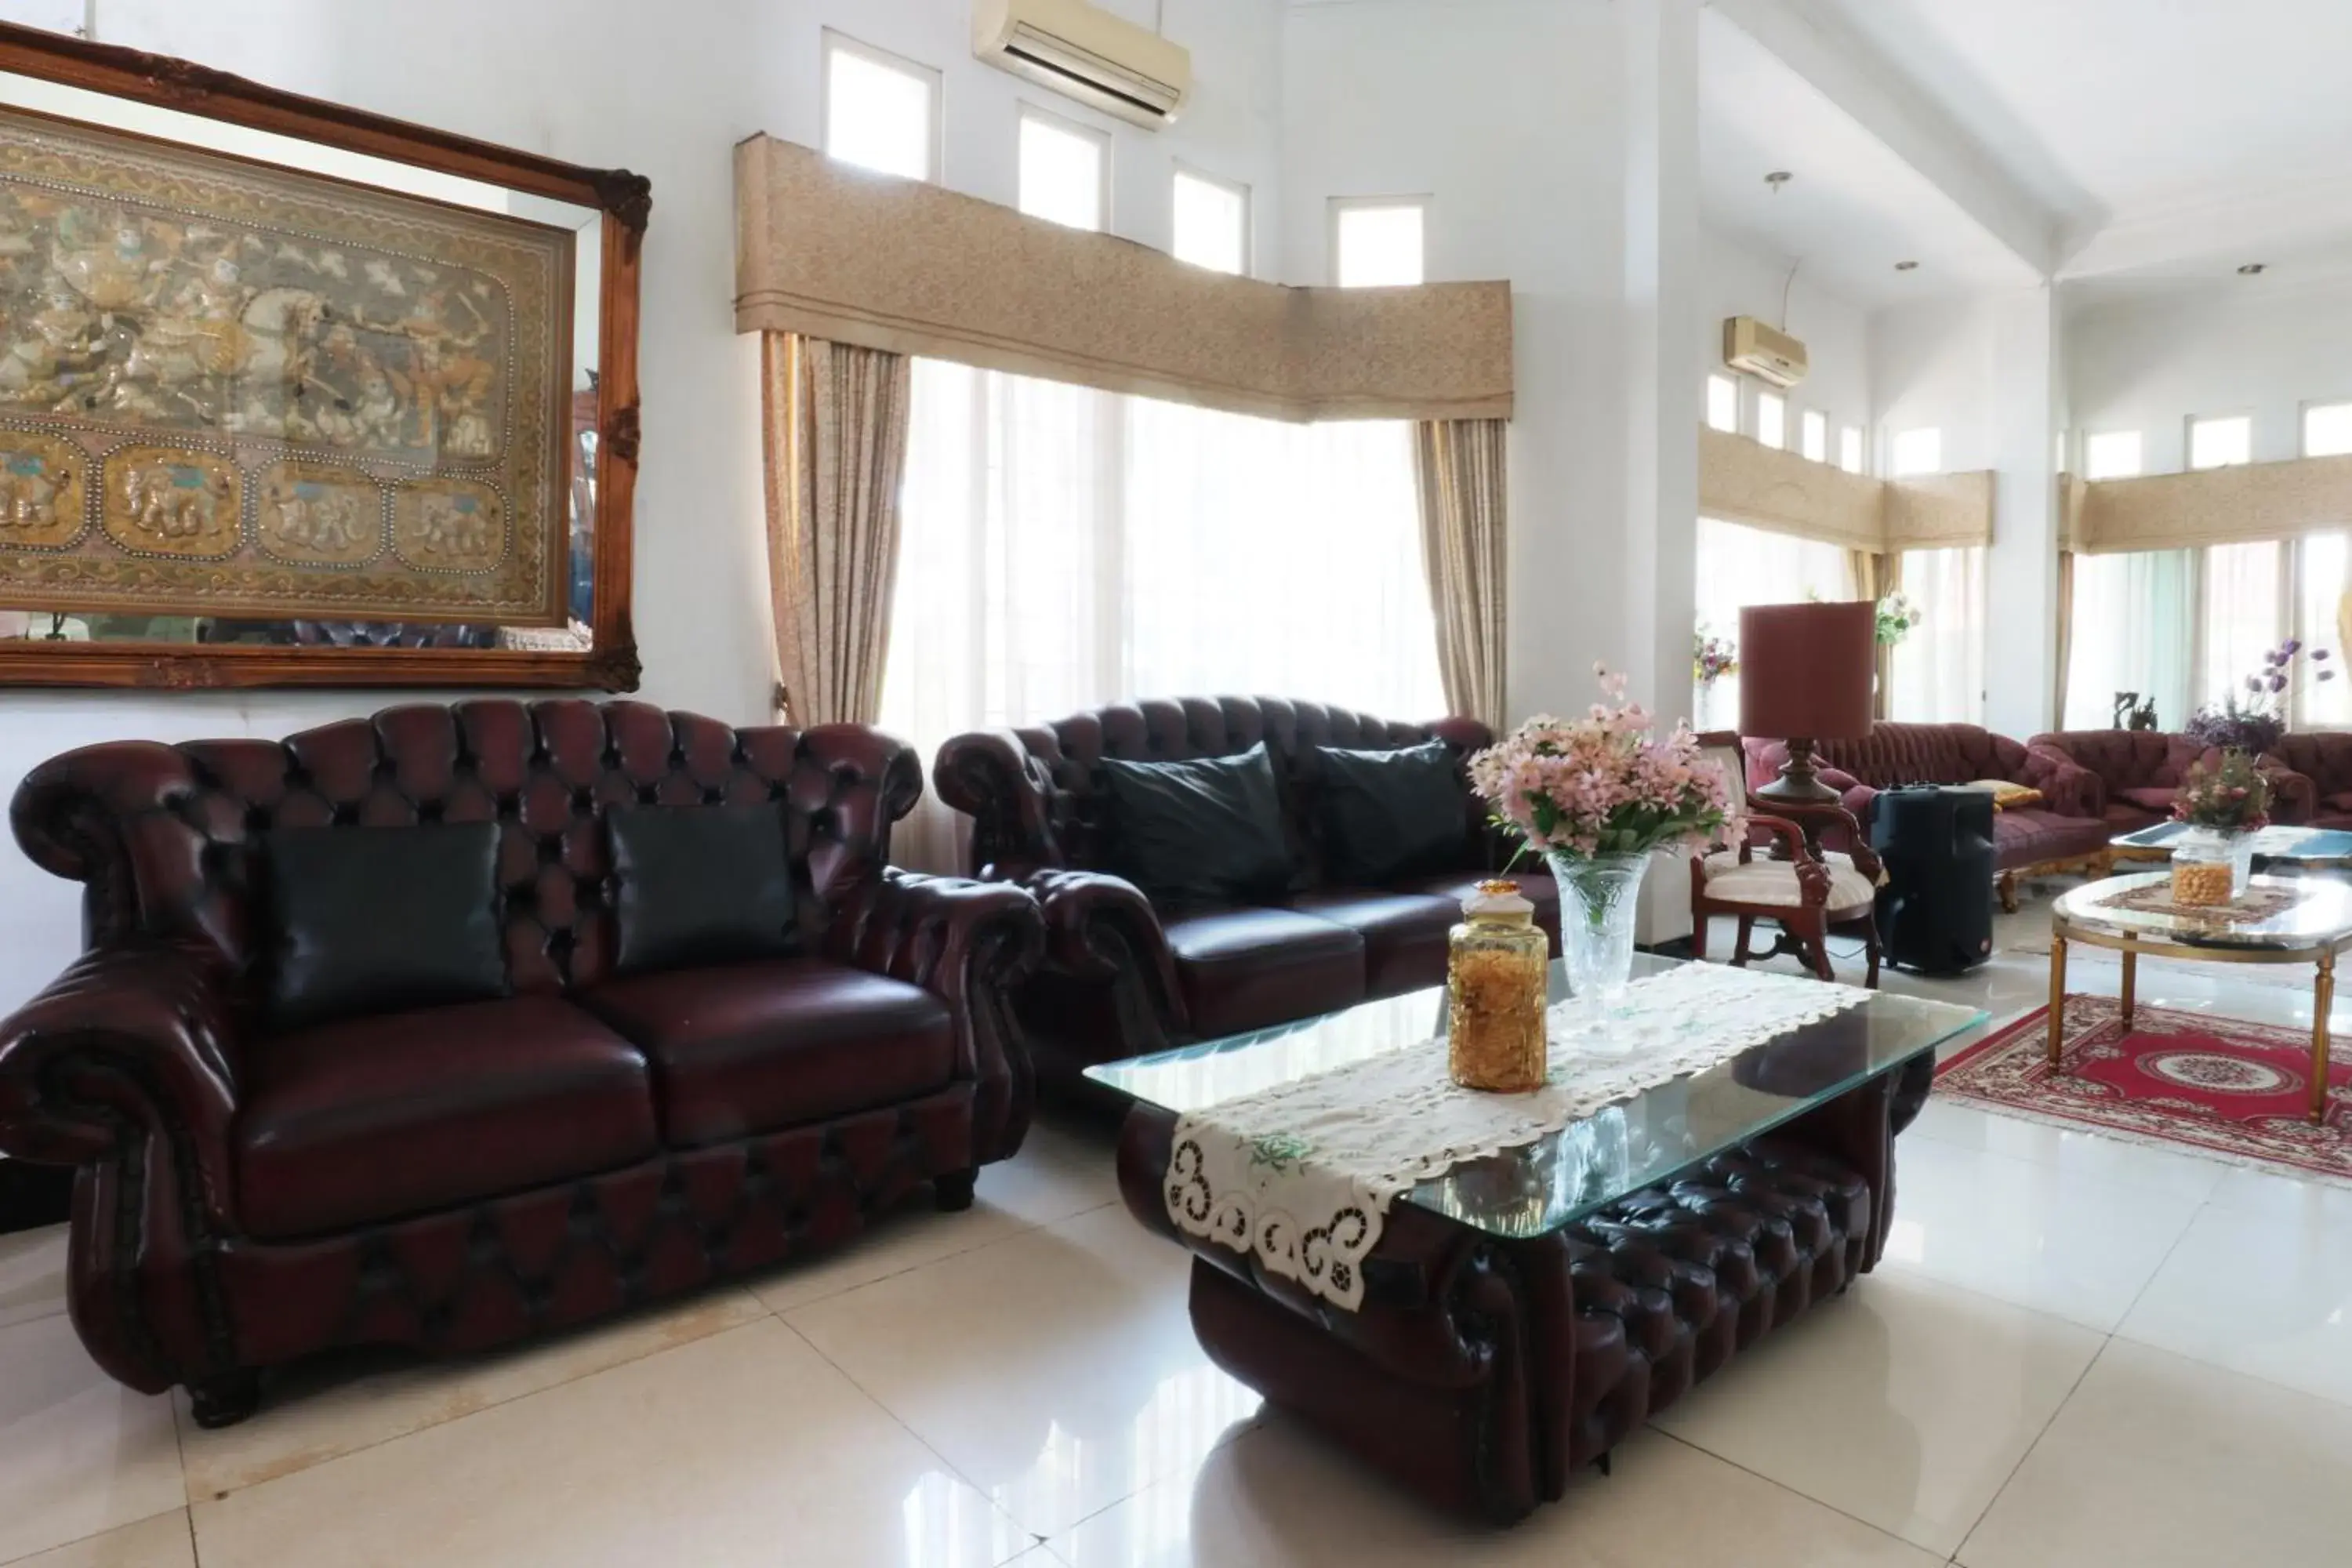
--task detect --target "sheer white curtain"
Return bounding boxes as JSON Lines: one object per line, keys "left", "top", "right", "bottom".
{"left": 1889, "top": 547, "right": 1986, "bottom": 723}
{"left": 2063, "top": 549, "right": 2196, "bottom": 729}
{"left": 881, "top": 358, "right": 1445, "bottom": 870}
{"left": 1691, "top": 517, "right": 1855, "bottom": 731}
{"left": 2199, "top": 540, "right": 2287, "bottom": 713}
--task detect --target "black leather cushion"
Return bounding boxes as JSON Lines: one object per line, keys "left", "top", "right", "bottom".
{"left": 260, "top": 822, "right": 507, "bottom": 1033}
{"left": 1314, "top": 740, "right": 1467, "bottom": 883}
{"left": 1099, "top": 742, "right": 1291, "bottom": 909}
{"left": 608, "top": 804, "right": 796, "bottom": 976}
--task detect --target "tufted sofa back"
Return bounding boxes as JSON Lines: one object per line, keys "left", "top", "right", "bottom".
{"left": 12, "top": 699, "right": 920, "bottom": 1000}
{"left": 2264, "top": 732, "right": 2352, "bottom": 800}
{"left": 1746, "top": 722, "right": 2029, "bottom": 790}
{"left": 934, "top": 696, "right": 1492, "bottom": 882}
{"left": 2026, "top": 729, "right": 2207, "bottom": 793}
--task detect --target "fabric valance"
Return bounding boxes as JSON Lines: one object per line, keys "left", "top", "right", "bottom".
{"left": 1697, "top": 426, "right": 1993, "bottom": 552}
{"left": 733, "top": 135, "right": 1513, "bottom": 423}
{"left": 2064, "top": 454, "right": 2352, "bottom": 554}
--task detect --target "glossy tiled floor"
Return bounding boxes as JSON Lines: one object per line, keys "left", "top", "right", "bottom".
{"left": 4, "top": 887, "right": 2347, "bottom": 1566}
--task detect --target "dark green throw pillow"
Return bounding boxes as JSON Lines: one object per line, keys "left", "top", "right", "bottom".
{"left": 608, "top": 803, "right": 798, "bottom": 976}
{"left": 1099, "top": 742, "right": 1291, "bottom": 909}
{"left": 1315, "top": 740, "right": 1468, "bottom": 884}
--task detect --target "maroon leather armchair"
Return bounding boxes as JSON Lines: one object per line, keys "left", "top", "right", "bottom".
{"left": 933, "top": 698, "right": 1553, "bottom": 1095}
{"left": 2028, "top": 728, "right": 2316, "bottom": 829}
{"left": 1746, "top": 723, "right": 2112, "bottom": 907}
{"left": 0, "top": 700, "right": 1042, "bottom": 1426}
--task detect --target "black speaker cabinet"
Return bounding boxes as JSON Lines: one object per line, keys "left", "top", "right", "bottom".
{"left": 1871, "top": 785, "right": 1995, "bottom": 975}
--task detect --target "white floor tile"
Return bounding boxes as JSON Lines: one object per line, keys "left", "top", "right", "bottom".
{"left": 190, "top": 1318, "right": 1032, "bottom": 1568}
{"left": 1650, "top": 1269, "right": 2103, "bottom": 1556}
{"left": 176, "top": 1284, "right": 766, "bottom": 1501}
{"left": 2115, "top": 1200, "right": 2352, "bottom": 1409}
{"left": 748, "top": 1116, "right": 1120, "bottom": 1315}
{"left": 1053, "top": 1421, "right": 1940, "bottom": 1567}
{"left": 7, "top": 1514, "right": 194, "bottom": 1568}
{"left": 1877, "top": 1131, "right": 2203, "bottom": 1330}
{"left": 0, "top": 1314, "right": 184, "bottom": 1566}
{"left": 0, "top": 1224, "right": 67, "bottom": 1332}
{"left": 1959, "top": 1338, "right": 2352, "bottom": 1568}
{"left": 1907, "top": 1097, "right": 2231, "bottom": 1205}
{"left": 2202, "top": 1160, "right": 2352, "bottom": 1224}
{"left": 785, "top": 1204, "right": 1259, "bottom": 1540}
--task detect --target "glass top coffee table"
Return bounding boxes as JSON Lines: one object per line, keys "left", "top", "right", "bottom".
{"left": 1089, "top": 953, "right": 1987, "bottom": 1239}
{"left": 2109, "top": 821, "right": 2352, "bottom": 869}
{"left": 2048, "top": 872, "right": 2352, "bottom": 1122}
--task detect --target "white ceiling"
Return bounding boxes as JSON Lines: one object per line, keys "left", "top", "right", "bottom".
{"left": 1698, "top": 8, "right": 2039, "bottom": 307}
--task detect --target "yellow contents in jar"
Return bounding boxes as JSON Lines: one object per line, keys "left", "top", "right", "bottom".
{"left": 2170, "top": 858, "right": 2234, "bottom": 907}
{"left": 1448, "top": 878, "right": 1550, "bottom": 1093}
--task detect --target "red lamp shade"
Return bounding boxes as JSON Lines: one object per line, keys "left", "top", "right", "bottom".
{"left": 1738, "top": 601, "right": 1876, "bottom": 742}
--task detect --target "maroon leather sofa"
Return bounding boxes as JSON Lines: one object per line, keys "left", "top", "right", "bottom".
{"left": 0, "top": 701, "right": 1042, "bottom": 1426}
{"left": 933, "top": 698, "right": 1554, "bottom": 1094}
{"left": 2029, "top": 729, "right": 2316, "bottom": 829}
{"left": 1746, "top": 724, "right": 2111, "bottom": 905}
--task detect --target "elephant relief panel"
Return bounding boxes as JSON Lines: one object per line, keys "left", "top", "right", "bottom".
{"left": 0, "top": 105, "right": 570, "bottom": 624}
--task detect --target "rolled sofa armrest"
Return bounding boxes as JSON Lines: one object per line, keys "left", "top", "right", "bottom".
{"left": 2259, "top": 763, "right": 2317, "bottom": 826}
{"left": 1022, "top": 867, "right": 1189, "bottom": 1034}
{"left": 825, "top": 868, "right": 1046, "bottom": 1161}
{"left": 933, "top": 728, "right": 1058, "bottom": 878}
{"left": 0, "top": 940, "right": 243, "bottom": 1223}
{"left": 2020, "top": 745, "right": 2103, "bottom": 817}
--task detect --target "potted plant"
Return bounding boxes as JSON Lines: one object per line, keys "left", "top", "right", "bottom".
{"left": 1874, "top": 590, "right": 1923, "bottom": 648}
{"left": 2169, "top": 750, "right": 2271, "bottom": 906}
{"left": 1468, "top": 666, "right": 1732, "bottom": 997}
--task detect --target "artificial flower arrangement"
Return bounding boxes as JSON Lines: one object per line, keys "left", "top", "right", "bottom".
{"left": 1693, "top": 632, "right": 1739, "bottom": 688}
{"left": 1468, "top": 666, "right": 1734, "bottom": 861}
{"left": 1874, "top": 590, "right": 1923, "bottom": 648}
{"left": 2171, "top": 750, "right": 2272, "bottom": 833}
{"left": 2184, "top": 637, "right": 2333, "bottom": 755}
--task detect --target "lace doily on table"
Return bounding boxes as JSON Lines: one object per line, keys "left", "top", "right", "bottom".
{"left": 1163, "top": 963, "right": 1872, "bottom": 1311}
{"left": 2092, "top": 881, "right": 2305, "bottom": 923}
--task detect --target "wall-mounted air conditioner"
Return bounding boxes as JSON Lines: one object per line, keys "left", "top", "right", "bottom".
{"left": 1724, "top": 316, "right": 1809, "bottom": 389}
{"left": 974, "top": 0, "right": 1192, "bottom": 129}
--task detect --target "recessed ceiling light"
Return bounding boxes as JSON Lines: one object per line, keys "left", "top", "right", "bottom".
{"left": 1894, "top": 260, "right": 1920, "bottom": 271}
{"left": 2238, "top": 262, "right": 2268, "bottom": 275}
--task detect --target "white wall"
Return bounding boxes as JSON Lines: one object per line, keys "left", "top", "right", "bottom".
{"left": 0, "top": 0, "right": 1285, "bottom": 1010}
{"left": 2067, "top": 276, "right": 2352, "bottom": 473}
{"left": 1870, "top": 294, "right": 2000, "bottom": 476}
{"left": 1282, "top": 0, "right": 1635, "bottom": 723}
{"left": 1699, "top": 227, "right": 1874, "bottom": 452}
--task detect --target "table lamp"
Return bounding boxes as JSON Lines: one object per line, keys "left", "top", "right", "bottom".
{"left": 1738, "top": 600, "right": 1877, "bottom": 808}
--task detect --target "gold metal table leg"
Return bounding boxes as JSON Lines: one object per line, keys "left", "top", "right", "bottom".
{"left": 2048, "top": 933, "right": 2068, "bottom": 1070}
{"left": 2315, "top": 950, "right": 2336, "bottom": 1126}
{"left": 2120, "top": 946, "right": 2136, "bottom": 1028}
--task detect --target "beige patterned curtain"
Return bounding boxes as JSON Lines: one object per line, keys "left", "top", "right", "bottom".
{"left": 1849, "top": 550, "right": 1898, "bottom": 722}
{"left": 761, "top": 332, "right": 913, "bottom": 727}
{"left": 1412, "top": 419, "right": 1508, "bottom": 726}
{"left": 2053, "top": 549, "right": 2076, "bottom": 727}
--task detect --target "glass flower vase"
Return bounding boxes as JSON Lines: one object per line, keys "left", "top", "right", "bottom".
{"left": 1544, "top": 849, "right": 1650, "bottom": 998}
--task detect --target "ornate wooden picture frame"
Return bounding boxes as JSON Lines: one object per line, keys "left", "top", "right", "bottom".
{"left": 0, "top": 24, "right": 644, "bottom": 689}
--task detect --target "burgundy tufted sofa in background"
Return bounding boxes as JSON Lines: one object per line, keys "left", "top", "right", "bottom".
{"left": 2257, "top": 732, "right": 2352, "bottom": 827}
{"left": 1745, "top": 724, "right": 2112, "bottom": 902}
{"left": 934, "top": 697, "right": 1552, "bottom": 1094}
{"left": 0, "top": 700, "right": 1042, "bottom": 1425}
{"left": 2028, "top": 728, "right": 2316, "bottom": 829}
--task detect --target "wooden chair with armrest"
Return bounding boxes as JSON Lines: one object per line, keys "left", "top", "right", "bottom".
{"left": 1688, "top": 731, "right": 1883, "bottom": 988}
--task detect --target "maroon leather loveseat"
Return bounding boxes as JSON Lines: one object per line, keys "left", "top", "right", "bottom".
{"left": 934, "top": 698, "right": 1554, "bottom": 1094}
{"left": 2028, "top": 729, "right": 2317, "bottom": 830}
{"left": 0, "top": 701, "right": 1041, "bottom": 1425}
{"left": 1747, "top": 723, "right": 2111, "bottom": 898}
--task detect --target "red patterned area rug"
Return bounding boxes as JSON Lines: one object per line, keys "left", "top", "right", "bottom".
{"left": 1935, "top": 995, "right": 2352, "bottom": 1185}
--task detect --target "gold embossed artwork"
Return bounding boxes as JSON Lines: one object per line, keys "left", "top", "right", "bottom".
{"left": 0, "top": 104, "right": 570, "bottom": 624}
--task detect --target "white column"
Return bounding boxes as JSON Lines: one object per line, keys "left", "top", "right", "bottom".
{"left": 1984, "top": 285, "right": 2061, "bottom": 737}
{"left": 1619, "top": 0, "right": 1702, "bottom": 725}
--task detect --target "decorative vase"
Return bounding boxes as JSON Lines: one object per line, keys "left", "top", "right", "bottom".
{"left": 2171, "top": 826, "right": 2255, "bottom": 906}
{"left": 1544, "top": 849, "right": 1650, "bottom": 998}
{"left": 1446, "top": 880, "right": 1551, "bottom": 1092}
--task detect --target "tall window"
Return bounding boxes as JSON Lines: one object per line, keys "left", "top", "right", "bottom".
{"left": 1691, "top": 517, "right": 1853, "bottom": 728}
{"left": 2189, "top": 414, "right": 2252, "bottom": 470}
{"left": 2064, "top": 550, "right": 2196, "bottom": 728}
{"left": 2305, "top": 401, "right": 2352, "bottom": 457}
{"left": 1018, "top": 108, "right": 1109, "bottom": 230}
{"left": 1332, "top": 198, "right": 1425, "bottom": 287}
{"left": 1171, "top": 167, "right": 1247, "bottom": 274}
{"left": 1838, "top": 426, "right": 1864, "bottom": 474}
{"left": 1890, "top": 427, "right": 1942, "bottom": 477}
{"left": 1800, "top": 408, "right": 1828, "bottom": 463}
{"left": 1705, "top": 375, "right": 1739, "bottom": 434}
{"left": 2083, "top": 430, "right": 2143, "bottom": 481}
{"left": 1890, "top": 548, "right": 1986, "bottom": 722}
{"left": 823, "top": 33, "right": 940, "bottom": 181}
{"left": 1755, "top": 391, "right": 1785, "bottom": 451}
{"left": 881, "top": 361, "right": 1443, "bottom": 868}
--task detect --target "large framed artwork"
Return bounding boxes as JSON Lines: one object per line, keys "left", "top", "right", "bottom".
{"left": 0, "top": 24, "right": 645, "bottom": 688}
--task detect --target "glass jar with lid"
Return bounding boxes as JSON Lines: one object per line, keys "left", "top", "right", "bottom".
{"left": 1447, "top": 879, "right": 1551, "bottom": 1092}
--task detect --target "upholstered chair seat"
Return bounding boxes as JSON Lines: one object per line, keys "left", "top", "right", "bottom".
{"left": 1700, "top": 849, "right": 1878, "bottom": 915}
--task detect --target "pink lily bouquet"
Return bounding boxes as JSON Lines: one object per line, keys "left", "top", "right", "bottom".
{"left": 1467, "top": 666, "right": 1735, "bottom": 861}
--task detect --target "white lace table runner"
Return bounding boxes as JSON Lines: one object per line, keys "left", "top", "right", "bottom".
{"left": 1163, "top": 964, "right": 1873, "bottom": 1310}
